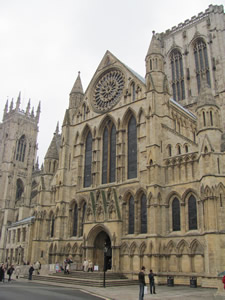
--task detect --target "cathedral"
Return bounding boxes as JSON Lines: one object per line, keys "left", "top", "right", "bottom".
{"left": 0, "top": 4, "right": 225, "bottom": 287}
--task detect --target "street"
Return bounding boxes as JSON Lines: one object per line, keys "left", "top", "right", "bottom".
{"left": 0, "top": 281, "right": 106, "bottom": 300}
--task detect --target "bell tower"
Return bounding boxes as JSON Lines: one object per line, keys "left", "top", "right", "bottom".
{"left": 0, "top": 93, "right": 40, "bottom": 262}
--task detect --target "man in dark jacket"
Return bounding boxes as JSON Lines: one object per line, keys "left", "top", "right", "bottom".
{"left": 148, "top": 269, "right": 156, "bottom": 294}
{"left": 138, "top": 266, "right": 146, "bottom": 300}
{"left": 28, "top": 265, "right": 34, "bottom": 280}
{"left": 7, "top": 265, "right": 14, "bottom": 282}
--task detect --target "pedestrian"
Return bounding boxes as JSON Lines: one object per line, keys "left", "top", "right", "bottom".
{"left": 148, "top": 269, "right": 156, "bottom": 294}
{"left": 138, "top": 266, "right": 146, "bottom": 300}
{"left": 7, "top": 265, "right": 14, "bottom": 282}
{"left": 28, "top": 264, "right": 34, "bottom": 280}
{"left": 222, "top": 275, "right": 225, "bottom": 289}
{"left": 88, "top": 260, "right": 93, "bottom": 272}
{"left": 83, "top": 258, "right": 88, "bottom": 272}
{"left": 0, "top": 264, "right": 5, "bottom": 283}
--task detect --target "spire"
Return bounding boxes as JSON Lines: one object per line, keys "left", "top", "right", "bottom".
{"left": 10, "top": 98, "right": 14, "bottom": 111}
{"left": 70, "top": 71, "right": 84, "bottom": 95}
{"left": 55, "top": 121, "right": 59, "bottom": 135}
{"left": 146, "top": 31, "right": 162, "bottom": 58}
{"left": 35, "top": 101, "right": 41, "bottom": 122}
{"left": 3, "top": 99, "right": 8, "bottom": 120}
{"left": 31, "top": 107, "right": 34, "bottom": 117}
{"left": 16, "top": 91, "right": 21, "bottom": 111}
{"left": 35, "top": 157, "right": 39, "bottom": 170}
{"left": 69, "top": 72, "right": 84, "bottom": 109}
{"left": 26, "top": 99, "right": 31, "bottom": 115}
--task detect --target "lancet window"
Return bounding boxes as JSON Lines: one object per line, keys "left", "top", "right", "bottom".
{"left": 170, "top": 49, "right": 185, "bottom": 101}
{"left": 128, "top": 116, "right": 137, "bottom": 179}
{"left": 102, "top": 121, "right": 116, "bottom": 184}
{"left": 84, "top": 131, "right": 92, "bottom": 187}
{"left": 16, "top": 135, "right": 26, "bottom": 162}
{"left": 193, "top": 38, "right": 211, "bottom": 92}
{"left": 172, "top": 197, "right": 181, "bottom": 231}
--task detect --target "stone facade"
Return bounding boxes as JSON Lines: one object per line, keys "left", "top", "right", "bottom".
{"left": 0, "top": 4, "right": 225, "bottom": 287}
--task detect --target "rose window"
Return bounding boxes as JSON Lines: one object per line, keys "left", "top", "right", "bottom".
{"left": 93, "top": 69, "right": 124, "bottom": 112}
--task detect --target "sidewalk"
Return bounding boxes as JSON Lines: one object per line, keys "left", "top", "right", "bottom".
{"left": 15, "top": 276, "right": 224, "bottom": 300}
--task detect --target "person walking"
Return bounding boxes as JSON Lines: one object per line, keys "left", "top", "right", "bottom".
{"left": 28, "top": 265, "right": 34, "bottom": 280}
{"left": 7, "top": 265, "right": 14, "bottom": 282}
{"left": 138, "top": 266, "right": 146, "bottom": 300}
{"left": 0, "top": 264, "right": 5, "bottom": 283}
{"left": 148, "top": 269, "right": 156, "bottom": 294}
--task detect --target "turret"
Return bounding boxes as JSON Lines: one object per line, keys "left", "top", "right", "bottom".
{"left": 145, "top": 32, "right": 168, "bottom": 94}
{"left": 69, "top": 71, "right": 84, "bottom": 109}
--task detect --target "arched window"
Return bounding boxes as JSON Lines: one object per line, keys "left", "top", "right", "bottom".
{"left": 168, "top": 144, "right": 172, "bottom": 157}
{"left": 185, "top": 145, "right": 188, "bottom": 153}
{"left": 128, "top": 116, "right": 137, "bottom": 179}
{"left": 84, "top": 131, "right": 92, "bottom": 187}
{"left": 72, "top": 203, "right": 78, "bottom": 236}
{"left": 188, "top": 195, "right": 197, "bottom": 230}
{"left": 170, "top": 49, "right": 185, "bottom": 101}
{"left": 177, "top": 145, "right": 181, "bottom": 155}
{"left": 16, "top": 135, "right": 26, "bottom": 162}
{"left": 131, "top": 83, "right": 136, "bottom": 101}
{"left": 172, "top": 198, "right": 180, "bottom": 231}
{"left": 140, "top": 194, "right": 147, "bottom": 234}
{"left": 193, "top": 38, "right": 211, "bottom": 92}
{"left": 80, "top": 202, "right": 86, "bottom": 236}
{"left": 50, "top": 215, "right": 55, "bottom": 237}
{"left": 16, "top": 179, "right": 24, "bottom": 200}
{"left": 203, "top": 111, "right": 206, "bottom": 126}
{"left": 128, "top": 196, "right": 134, "bottom": 234}
{"left": 210, "top": 111, "right": 213, "bottom": 126}
{"left": 102, "top": 122, "right": 116, "bottom": 184}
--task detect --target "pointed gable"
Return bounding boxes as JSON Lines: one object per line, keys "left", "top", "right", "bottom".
{"left": 44, "top": 132, "right": 61, "bottom": 160}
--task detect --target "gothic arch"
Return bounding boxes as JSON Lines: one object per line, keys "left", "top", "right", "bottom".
{"left": 120, "top": 242, "right": 129, "bottom": 255}
{"left": 97, "top": 114, "right": 117, "bottom": 137}
{"left": 190, "top": 239, "right": 204, "bottom": 255}
{"left": 166, "top": 240, "right": 177, "bottom": 254}
{"left": 166, "top": 192, "right": 182, "bottom": 205}
{"left": 137, "top": 107, "right": 146, "bottom": 123}
{"left": 177, "top": 240, "right": 190, "bottom": 254}
{"left": 121, "top": 107, "right": 137, "bottom": 128}
{"left": 80, "top": 124, "right": 93, "bottom": 143}
{"left": 139, "top": 242, "right": 147, "bottom": 255}
{"left": 86, "top": 224, "right": 112, "bottom": 247}
{"left": 129, "top": 241, "right": 138, "bottom": 256}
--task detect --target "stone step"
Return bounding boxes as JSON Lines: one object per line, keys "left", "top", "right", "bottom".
{"left": 52, "top": 271, "right": 127, "bottom": 280}
{"left": 24, "top": 274, "right": 139, "bottom": 287}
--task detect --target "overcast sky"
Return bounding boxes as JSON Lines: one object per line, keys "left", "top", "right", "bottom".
{"left": 0, "top": 0, "right": 224, "bottom": 164}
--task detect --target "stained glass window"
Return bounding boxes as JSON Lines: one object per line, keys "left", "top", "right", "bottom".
{"left": 128, "top": 116, "right": 137, "bottom": 179}
{"left": 141, "top": 194, "right": 147, "bottom": 233}
{"left": 188, "top": 195, "right": 197, "bottom": 230}
{"left": 128, "top": 196, "right": 134, "bottom": 234}
{"left": 102, "top": 122, "right": 116, "bottom": 184}
{"left": 194, "top": 39, "right": 211, "bottom": 92}
{"left": 172, "top": 198, "right": 180, "bottom": 231}
{"left": 73, "top": 203, "right": 78, "bottom": 236}
{"left": 16, "top": 135, "right": 26, "bottom": 162}
{"left": 84, "top": 131, "right": 92, "bottom": 187}
{"left": 170, "top": 50, "right": 185, "bottom": 101}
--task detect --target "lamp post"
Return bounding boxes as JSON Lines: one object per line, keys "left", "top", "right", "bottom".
{"left": 103, "top": 243, "right": 108, "bottom": 288}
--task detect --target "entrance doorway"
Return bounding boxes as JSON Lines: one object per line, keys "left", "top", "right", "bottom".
{"left": 93, "top": 231, "right": 112, "bottom": 271}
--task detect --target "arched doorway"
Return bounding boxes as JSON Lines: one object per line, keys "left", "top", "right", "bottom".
{"left": 93, "top": 231, "right": 112, "bottom": 271}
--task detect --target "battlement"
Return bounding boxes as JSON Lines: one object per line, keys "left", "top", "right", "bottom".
{"left": 160, "top": 4, "right": 224, "bottom": 37}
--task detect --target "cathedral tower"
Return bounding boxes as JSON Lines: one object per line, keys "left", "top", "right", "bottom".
{"left": 0, "top": 93, "right": 40, "bottom": 261}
